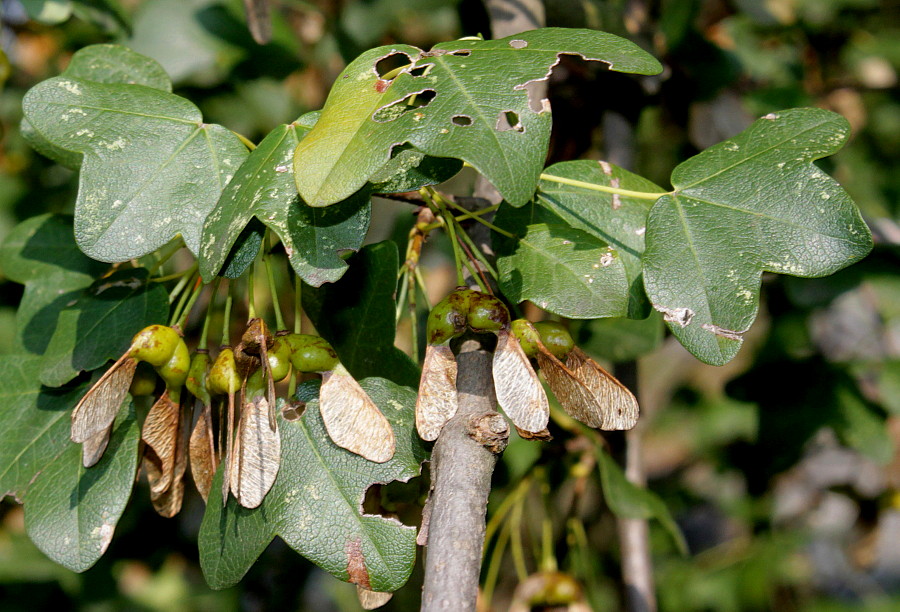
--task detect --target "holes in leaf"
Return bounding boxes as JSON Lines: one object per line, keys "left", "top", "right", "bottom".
{"left": 451, "top": 115, "right": 473, "bottom": 127}
{"left": 509, "top": 39, "right": 528, "bottom": 49}
{"left": 372, "top": 89, "right": 436, "bottom": 122}
{"left": 409, "top": 64, "right": 430, "bottom": 77}
{"left": 374, "top": 52, "right": 412, "bottom": 78}
{"left": 496, "top": 110, "right": 524, "bottom": 132}
{"left": 448, "top": 49, "right": 471, "bottom": 56}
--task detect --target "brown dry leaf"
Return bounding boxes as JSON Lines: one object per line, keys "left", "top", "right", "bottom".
{"left": 415, "top": 344, "right": 458, "bottom": 441}
{"left": 357, "top": 586, "right": 393, "bottom": 610}
{"left": 141, "top": 390, "right": 180, "bottom": 496}
{"left": 493, "top": 329, "right": 549, "bottom": 434}
{"left": 189, "top": 403, "right": 217, "bottom": 503}
{"left": 319, "top": 364, "right": 395, "bottom": 462}
{"left": 232, "top": 397, "right": 281, "bottom": 509}
{"left": 535, "top": 347, "right": 599, "bottom": 427}
{"left": 81, "top": 425, "right": 112, "bottom": 468}
{"left": 566, "top": 347, "right": 638, "bottom": 430}
{"left": 71, "top": 355, "right": 137, "bottom": 444}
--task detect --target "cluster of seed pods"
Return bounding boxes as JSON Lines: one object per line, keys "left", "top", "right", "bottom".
{"left": 416, "top": 289, "right": 639, "bottom": 441}
{"left": 70, "top": 321, "right": 394, "bottom": 516}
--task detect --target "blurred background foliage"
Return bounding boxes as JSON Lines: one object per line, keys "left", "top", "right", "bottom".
{"left": 1, "top": 0, "right": 899, "bottom": 610}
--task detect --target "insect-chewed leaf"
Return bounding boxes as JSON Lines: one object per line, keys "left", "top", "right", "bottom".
{"left": 232, "top": 397, "right": 281, "bottom": 509}
{"left": 415, "top": 344, "right": 458, "bottom": 441}
{"left": 71, "top": 355, "right": 137, "bottom": 444}
{"left": 566, "top": 347, "right": 638, "bottom": 430}
{"left": 357, "top": 586, "right": 393, "bottom": 610}
{"left": 319, "top": 365, "right": 395, "bottom": 462}
{"left": 81, "top": 426, "right": 112, "bottom": 468}
{"left": 493, "top": 329, "right": 549, "bottom": 434}
{"left": 189, "top": 403, "right": 217, "bottom": 502}
{"left": 141, "top": 390, "right": 180, "bottom": 496}
{"left": 536, "top": 347, "right": 600, "bottom": 427}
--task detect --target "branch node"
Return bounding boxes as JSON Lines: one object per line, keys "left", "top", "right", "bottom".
{"left": 467, "top": 412, "right": 509, "bottom": 454}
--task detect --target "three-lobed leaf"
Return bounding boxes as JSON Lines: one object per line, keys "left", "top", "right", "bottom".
{"left": 22, "top": 76, "right": 248, "bottom": 262}
{"left": 294, "top": 28, "right": 662, "bottom": 208}
{"left": 199, "top": 379, "right": 426, "bottom": 591}
{"left": 643, "top": 108, "right": 873, "bottom": 365}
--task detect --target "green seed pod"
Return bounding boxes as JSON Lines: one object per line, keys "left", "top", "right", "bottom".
{"left": 534, "top": 321, "right": 574, "bottom": 360}
{"left": 426, "top": 288, "right": 474, "bottom": 345}
{"left": 510, "top": 319, "right": 541, "bottom": 358}
{"left": 208, "top": 347, "right": 242, "bottom": 395}
{"left": 129, "top": 361, "right": 158, "bottom": 396}
{"left": 157, "top": 336, "right": 190, "bottom": 390}
{"left": 129, "top": 324, "right": 182, "bottom": 367}
{"left": 467, "top": 292, "right": 510, "bottom": 333}
{"left": 267, "top": 336, "right": 292, "bottom": 382}
{"left": 186, "top": 350, "right": 211, "bottom": 404}
{"left": 284, "top": 334, "right": 339, "bottom": 373}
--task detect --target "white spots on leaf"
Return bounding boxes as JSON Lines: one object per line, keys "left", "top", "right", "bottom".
{"left": 599, "top": 251, "right": 615, "bottom": 267}
{"left": 102, "top": 137, "right": 127, "bottom": 151}
{"left": 821, "top": 192, "right": 831, "bottom": 200}
{"left": 58, "top": 80, "right": 82, "bottom": 95}
{"left": 724, "top": 142, "right": 740, "bottom": 152}
{"left": 509, "top": 39, "right": 528, "bottom": 49}
{"left": 388, "top": 399, "right": 403, "bottom": 411}
{"left": 583, "top": 274, "right": 594, "bottom": 284}
{"left": 635, "top": 226, "right": 646, "bottom": 236}
{"left": 304, "top": 484, "right": 322, "bottom": 500}
{"left": 440, "top": 128, "right": 449, "bottom": 134}
{"left": 61, "top": 108, "right": 87, "bottom": 121}
{"left": 599, "top": 160, "right": 613, "bottom": 176}
{"left": 777, "top": 162, "right": 786, "bottom": 169}
{"left": 112, "top": 199, "right": 123, "bottom": 209}
{"left": 655, "top": 305, "right": 695, "bottom": 327}
{"left": 763, "top": 113, "right": 779, "bottom": 120}
{"left": 561, "top": 239, "right": 572, "bottom": 245}
{"left": 737, "top": 289, "right": 753, "bottom": 304}
{"left": 75, "top": 128, "right": 94, "bottom": 138}
{"left": 275, "top": 165, "right": 290, "bottom": 173}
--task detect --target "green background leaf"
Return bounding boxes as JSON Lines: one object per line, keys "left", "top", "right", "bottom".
{"left": 39, "top": 268, "right": 169, "bottom": 387}
{"left": 199, "top": 378, "right": 426, "bottom": 591}
{"left": 23, "top": 398, "right": 139, "bottom": 573}
{"left": 0, "top": 215, "right": 106, "bottom": 355}
{"left": 294, "top": 28, "right": 662, "bottom": 207}
{"left": 493, "top": 201, "right": 630, "bottom": 319}
{"left": 22, "top": 76, "right": 248, "bottom": 262}
{"left": 0, "top": 355, "right": 84, "bottom": 501}
{"left": 643, "top": 108, "right": 873, "bottom": 365}
{"left": 537, "top": 160, "right": 663, "bottom": 318}
{"left": 302, "top": 241, "right": 419, "bottom": 386}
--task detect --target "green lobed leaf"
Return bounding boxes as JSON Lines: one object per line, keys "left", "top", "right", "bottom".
{"left": 199, "top": 378, "right": 426, "bottom": 591}
{"left": 0, "top": 214, "right": 107, "bottom": 355}
{"left": 200, "top": 119, "right": 459, "bottom": 285}
{"left": 596, "top": 447, "right": 687, "bottom": 555}
{"left": 39, "top": 268, "right": 169, "bottom": 387}
{"left": 293, "top": 28, "right": 662, "bottom": 208}
{"left": 493, "top": 201, "right": 630, "bottom": 319}
{"left": 22, "top": 76, "right": 249, "bottom": 262}
{"left": 642, "top": 108, "right": 873, "bottom": 365}
{"left": 0, "top": 355, "right": 84, "bottom": 501}
{"left": 537, "top": 160, "right": 665, "bottom": 318}
{"left": 22, "top": 44, "right": 172, "bottom": 170}
{"left": 24, "top": 397, "right": 139, "bottom": 573}
{"left": 302, "top": 242, "right": 419, "bottom": 387}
